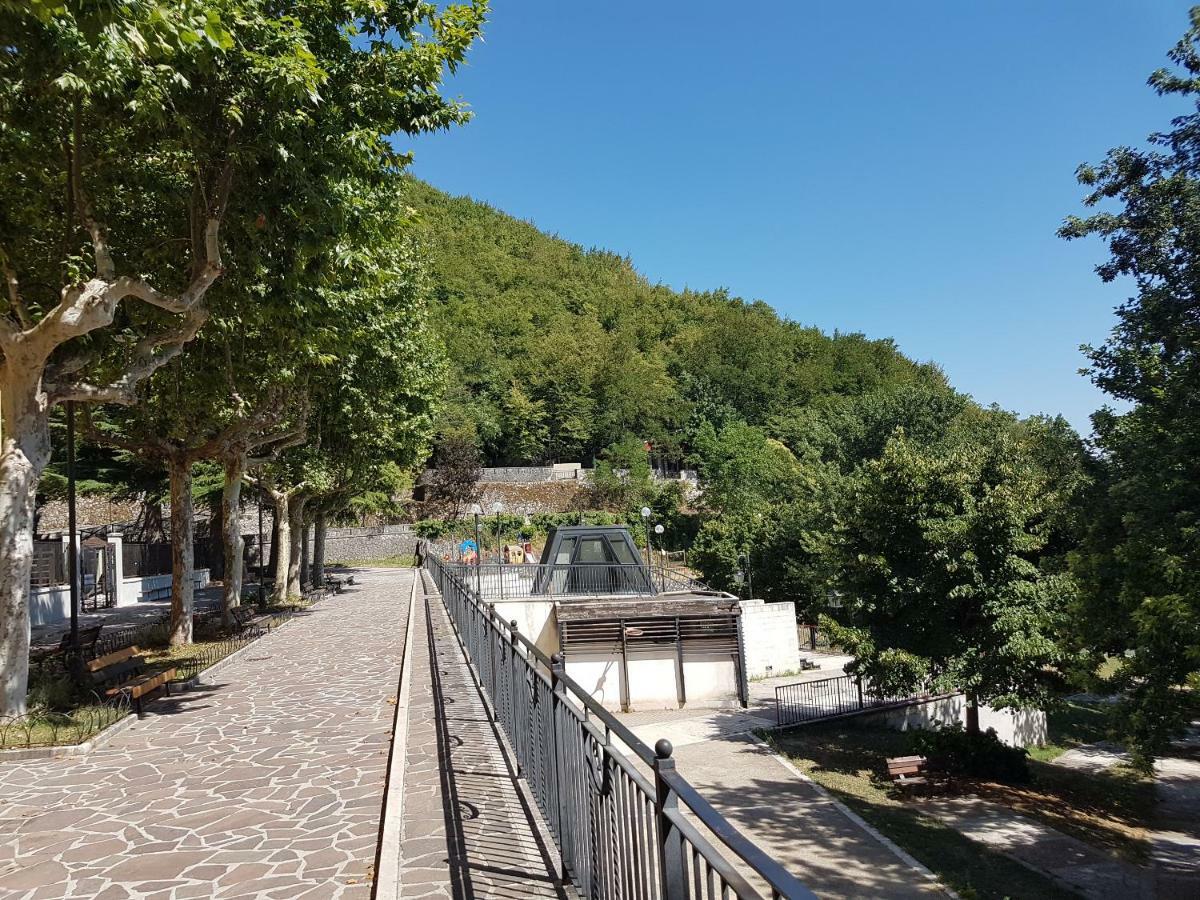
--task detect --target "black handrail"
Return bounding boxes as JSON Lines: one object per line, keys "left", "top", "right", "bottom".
{"left": 424, "top": 552, "right": 816, "bottom": 900}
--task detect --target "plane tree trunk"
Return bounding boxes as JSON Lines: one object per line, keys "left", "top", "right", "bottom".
{"left": 0, "top": 364, "right": 51, "bottom": 717}
{"left": 270, "top": 490, "right": 291, "bottom": 605}
{"left": 168, "top": 455, "right": 195, "bottom": 646}
{"left": 286, "top": 493, "right": 309, "bottom": 598}
{"left": 220, "top": 455, "right": 246, "bottom": 627}
{"left": 312, "top": 510, "right": 327, "bottom": 589}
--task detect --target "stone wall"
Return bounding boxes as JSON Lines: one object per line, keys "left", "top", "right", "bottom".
{"left": 256, "top": 524, "right": 417, "bottom": 566}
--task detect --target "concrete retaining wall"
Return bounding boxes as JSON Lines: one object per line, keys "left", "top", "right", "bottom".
{"left": 854, "top": 693, "right": 1048, "bottom": 748}
{"left": 739, "top": 598, "right": 802, "bottom": 679}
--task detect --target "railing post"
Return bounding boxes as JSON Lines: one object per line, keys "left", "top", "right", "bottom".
{"left": 653, "top": 739, "right": 685, "bottom": 900}
{"left": 509, "top": 619, "right": 521, "bottom": 774}
{"left": 549, "top": 652, "right": 569, "bottom": 882}
{"left": 856, "top": 675, "right": 864, "bottom": 710}
{"left": 487, "top": 603, "right": 499, "bottom": 717}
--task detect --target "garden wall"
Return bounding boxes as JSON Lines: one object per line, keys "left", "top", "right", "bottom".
{"left": 257, "top": 524, "right": 417, "bottom": 566}
{"left": 739, "top": 598, "right": 802, "bottom": 679}
{"left": 854, "top": 693, "right": 1048, "bottom": 748}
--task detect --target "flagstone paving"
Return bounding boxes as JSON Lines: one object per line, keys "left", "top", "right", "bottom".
{"left": 0, "top": 568, "right": 413, "bottom": 900}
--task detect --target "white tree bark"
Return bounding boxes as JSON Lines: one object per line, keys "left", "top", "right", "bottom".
{"left": 220, "top": 456, "right": 245, "bottom": 627}
{"left": 270, "top": 491, "right": 290, "bottom": 605}
{"left": 312, "top": 510, "right": 327, "bottom": 589}
{"left": 0, "top": 361, "right": 50, "bottom": 717}
{"left": 0, "top": 190, "right": 226, "bottom": 715}
{"left": 286, "top": 494, "right": 309, "bottom": 598}
{"left": 168, "top": 456, "right": 195, "bottom": 646}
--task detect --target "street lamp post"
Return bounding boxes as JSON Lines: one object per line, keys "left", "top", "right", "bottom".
{"left": 66, "top": 401, "right": 78, "bottom": 653}
{"left": 469, "top": 502, "right": 483, "bottom": 598}
{"left": 491, "top": 501, "right": 504, "bottom": 564}
{"left": 737, "top": 552, "right": 752, "bottom": 601}
{"left": 654, "top": 522, "right": 665, "bottom": 591}
{"left": 491, "top": 500, "right": 504, "bottom": 601}
{"left": 640, "top": 506, "right": 652, "bottom": 568}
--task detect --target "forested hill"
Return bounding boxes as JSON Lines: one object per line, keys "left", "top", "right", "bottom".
{"left": 406, "top": 179, "right": 948, "bottom": 465}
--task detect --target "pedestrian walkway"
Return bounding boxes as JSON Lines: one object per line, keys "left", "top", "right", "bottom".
{"left": 0, "top": 568, "right": 412, "bottom": 900}
{"left": 919, "top": 796, "right": 1151, "bottom": 898}
{"left": 619, "top": 710, "right": 943, "bottom": 897}
{"left": 394, "top": 588, "right": 566, "bottom": 898}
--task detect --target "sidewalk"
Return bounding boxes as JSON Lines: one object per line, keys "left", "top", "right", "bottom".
{"left": 618, "top": 710, "right": 944, "bottom": 898}
{"left": 394, "top": 589, "right": 566, "bottom": 898}
{"left": 0, "top": 568, "right": 412, "bottom": 900}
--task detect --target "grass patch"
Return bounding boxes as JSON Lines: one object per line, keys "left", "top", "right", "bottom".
{"left": 767, "top": 721, "right": 1121, "bottom": 898}
{"left": 0, "top": 702, "right": 129, "bottom": 750}
{"left": 330, "top": 555, "right": 415, "bottom": 568}
{"left": 1028, "top": 698, "right": 1114, "bottom": 763}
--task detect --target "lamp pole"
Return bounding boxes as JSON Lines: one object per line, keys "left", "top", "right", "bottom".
{"left": 469, "top": 503, "right": 484, "bottom": 597}
{"left": 654, "top": 523, "right": 665, "bottom": 591}
{"left": 491, "top": 501, "right": 503, "bottom": 564}
{"left": 640, "top": 506, "right": 652, "bottom": 568}
{"left": 67, "top": 400, "right": 78, "bottom": 649}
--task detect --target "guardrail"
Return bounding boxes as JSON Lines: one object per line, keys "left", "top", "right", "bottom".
{"left": 444, "top": 562, "right": 713, "bottom": 601}
{"left": 774, "top": 674, "right": 926, "bottom": 727}
{"left": 425, "top": 555, "right": 814, "bottom": 899}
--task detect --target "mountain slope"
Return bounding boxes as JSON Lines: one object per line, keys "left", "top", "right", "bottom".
{"left": 406, "top": 180, "right": 946, "bottom": 465}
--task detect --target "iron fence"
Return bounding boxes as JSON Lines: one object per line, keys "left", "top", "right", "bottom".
{"left": 425, "top": 555, "right": 815, "bottom": 900}
{"left": 30, "top": 541, "right": 67, "bottom": 588}
{"left": 0, "top": 691, "right": 131, "bottom": 750}
{"left": 774, "top": 674, "right": 926, "bottom": 727}
{"left": 444, "top": 562, "right": 712, "bottom": 602}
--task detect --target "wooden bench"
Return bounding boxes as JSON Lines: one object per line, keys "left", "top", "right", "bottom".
{"left": 87, "top": 647, "right": 176, "bottom": 718}
{"left": 886, "top": 755, "right": 932, "bottom": 792}
{"left": 325, "top": 575, "right": 345, "bottom": 594}
{"left": 32, "top": 624, "right": 104, "bottom": 670}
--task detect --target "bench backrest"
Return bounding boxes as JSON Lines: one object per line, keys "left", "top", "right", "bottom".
{"left": 87, "top": 646, "right": 140, "bottom": 672}
{"left": 886, "top": 755, "right": 928, "bottom": 778}
{"left": 58, "top": 624, "right": 103, "bottom": 651}
{"left": 232, "top": 606, "right": 253, "bottom": 624}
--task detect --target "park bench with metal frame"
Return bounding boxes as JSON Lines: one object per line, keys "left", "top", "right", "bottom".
{"left": 86, "top": 647, "right": 176, "bottom": 718}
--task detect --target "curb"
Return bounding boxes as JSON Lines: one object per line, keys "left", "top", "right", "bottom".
{"left": 372, "top": 570, "right": 420, "bottom": 900}
{"left": 747, "top": 733, "right": 959, "bottom": 899}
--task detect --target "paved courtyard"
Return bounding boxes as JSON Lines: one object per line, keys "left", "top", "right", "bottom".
{"left": 0, "top": 569, "right": 412, "bottom": 900}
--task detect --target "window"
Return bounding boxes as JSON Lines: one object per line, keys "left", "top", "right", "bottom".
{"left": 608, "top": 538, "right": 638, "bottom": 566}
{"left": 576, "top": 537, "right": 613, "bottom": 564}
{"left": 554, "top": 537, "right": 577, "bottom": 566}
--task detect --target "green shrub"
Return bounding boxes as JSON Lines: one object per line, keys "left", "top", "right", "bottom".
{"left": 909, "top": 723, "right": 1031, "bottom": 782}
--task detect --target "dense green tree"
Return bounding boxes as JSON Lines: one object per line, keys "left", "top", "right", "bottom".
{"left": 0, "top": 0, "right": 485, "bottom": 715}
{"left": 406, "top": 181, "right": 945, "bottom": 466}
{"left": 1059, "top": 7, "right": 1200, "bottom": 767}
{"left": 825, "top": 431, "right": 1073, "bottom": 733}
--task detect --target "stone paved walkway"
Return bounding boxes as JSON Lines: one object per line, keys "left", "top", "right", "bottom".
{"left": 396, "top": 587, "right": 565, "bottom": 899}
{"left": 0, "top": 568, "right": 412, "bottom": 900}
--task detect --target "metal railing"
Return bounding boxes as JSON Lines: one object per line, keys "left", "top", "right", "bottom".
{"left": 444, "top": 562, "right": 714, "bottom": 602}
{"left": 425, "top": 555, "right": 814, "bottom": 900}
{"left": 774, "top": 674, "right": 927, "bottom": 727}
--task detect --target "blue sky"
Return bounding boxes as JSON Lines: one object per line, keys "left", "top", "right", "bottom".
{"left": 404, "top": 1, "right": 1195, "bottom": 436}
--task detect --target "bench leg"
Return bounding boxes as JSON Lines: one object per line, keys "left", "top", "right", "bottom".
{"left": 134, "top": 694, "right": 145, "bottom": 719}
